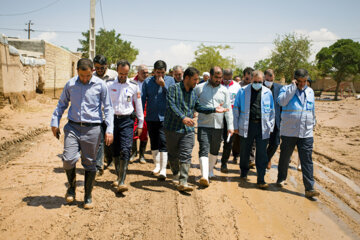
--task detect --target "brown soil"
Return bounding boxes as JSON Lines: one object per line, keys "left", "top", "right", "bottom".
{"left": 0, "top": 95, "right": 359, "bottom": 240}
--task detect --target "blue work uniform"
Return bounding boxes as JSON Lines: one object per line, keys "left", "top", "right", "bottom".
{"left": 233, "top": 84, "right": 275, "bottom": 183}
{"left": 276, "top": 83, "right": 316, "bottom": 191}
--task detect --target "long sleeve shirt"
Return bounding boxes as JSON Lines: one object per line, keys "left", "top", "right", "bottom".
{"left": 141, "top": 75, "right": 175, "bottom": 122}
{"left": 194, "top": 81, "right": 233, "bottom": 130}
{"left": 107, "top": 77, "right": 144, "bottom": 128}
{"left": 164, "top": 82, "right": 216, "bottom": 133}
{"left": 50, "top": 76, "right": 114, "bottom": 134}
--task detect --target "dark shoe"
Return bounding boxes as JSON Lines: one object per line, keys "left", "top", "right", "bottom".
{"left": 117, "top": 159, "right": 129, "bottom": 193}
{"left": 139, "top": 141, "right": 147, "bottom": 164}
{"left": 177, "top": 183, "right": 193, "bottom": 192}
{"left": 305, "top": 190, "right": 320, "bottom": 198}
{"left": 129, "top": 140, "right": 138, "bottom": 163}
{"left": 257, "top": 182, "right": 269, "bottom": 189}
{"left": 233, "top": 156, "right": 238, "bottom": 164}
{"left": 220, "top": 164, "right": 228, "bottom": 173}
{"left": 276, "top": 180, "right": 286, "bottom": 188}
{"left": 84, "top": 170, "right": 96, "bottom": 209}
{"left": 240, "top": 174, "right": 248, "bottom": 181}
{"left": 65, "top": 168, "right": 76, "bottom": 203}
{"left": 96, "top": 168, "right": 104, "bottom": 177}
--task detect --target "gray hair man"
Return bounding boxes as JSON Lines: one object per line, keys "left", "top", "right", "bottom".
{"left": 173, "top": 65, "right": 184, "bottom": 83}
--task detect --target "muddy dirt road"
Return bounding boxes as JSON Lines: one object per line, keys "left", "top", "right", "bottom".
{"left": 0, "top": 95, "right": 359, "bottom": 240}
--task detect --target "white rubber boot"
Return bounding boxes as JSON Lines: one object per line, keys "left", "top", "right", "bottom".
{"left": 152, "top": 150, "right": 160, "bottom": 175}
{"left": 209, "top": 154, "right": 217, "bottom": 179}
{"left": 199, "top": 156, "right": 209, "bottom": 187}
{"left": 158, "top": 152, "right": 168, "bottom": 180}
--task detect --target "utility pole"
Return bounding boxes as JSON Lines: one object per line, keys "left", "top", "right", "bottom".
{"left": 24, "top": 20, "right": 34, "bottom": 39}
{"left": 89, "top": 0, "right": 96, "bottom": 60}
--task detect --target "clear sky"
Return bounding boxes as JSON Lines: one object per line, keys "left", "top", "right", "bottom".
{"left": 1, "top": 0, "right": 360, "bottom": 69}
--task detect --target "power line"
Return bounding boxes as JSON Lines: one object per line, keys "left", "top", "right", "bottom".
{"left": 0, "top": 27, "right": 359, "bottom": 44}
{"left": 99, "top": 0, "right": 106, "bottom": 30}
{"left": 0, "top": 0, "right": 62, "bottom": 16}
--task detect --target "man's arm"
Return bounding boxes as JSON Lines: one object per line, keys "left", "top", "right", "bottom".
{"left": 166, "top": 85, "right": 186, "bottom": 120}
{"left": 101, "top": 81, "right": 114, "bottom": 145}
{"left": 277, "top": 82, "right": 297, "bottom": 107}
{"left": 50, "top": 82, "right": 70, "bottom": 137}
{"left": 232, "top": 92, "right": 241, "bottom": 133}
{"left": 224, "top": 90, "right": 234, "bottom": 132}
{"left": 133, "top": 85, "right": 144, "bottom": 132}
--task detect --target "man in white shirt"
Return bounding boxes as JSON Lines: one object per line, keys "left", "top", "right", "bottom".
{"left": 107, "top": 60, "right": 144, "bottom": 193}
{"left": 220, "top": 69, "right": 241, "bottom": 173}
{"left": 195, "top": 66, "right": 233, "bottom": 187}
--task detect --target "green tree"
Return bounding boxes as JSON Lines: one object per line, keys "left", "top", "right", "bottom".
{"left": 253, "top": 58, "right": 271, "bottom": 72}
{"left": 270, "top": 33, "right": 311, "bottom": 82}
{"left": 189, "top": 44, "right": 235, "bottom": 73}
{"left": 78, "top": 28, "right": 139, "bottom": 64}
{"left": 316, "top": 39, "right": 360, "bottom": 100}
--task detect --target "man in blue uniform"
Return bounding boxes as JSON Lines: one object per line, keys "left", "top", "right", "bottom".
{"left": 233, "top": 70, "right": 275, "bottom": 189}
{"left": 276, "top": 69, "right": 320, "bottom": 198}
{"left": 50, "top": 58, "right": 114, "bottom": 209}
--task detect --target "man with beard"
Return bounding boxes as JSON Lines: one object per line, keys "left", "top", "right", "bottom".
{"left": 164, "top": 67, "right": 228, "bottom": 192}
{"left": 195, "top": 66, "right": 233, "bottom": 187}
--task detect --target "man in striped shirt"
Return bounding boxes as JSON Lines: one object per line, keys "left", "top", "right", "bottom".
{"left": 164, "top": 67, "right": 228, "bottom": 192}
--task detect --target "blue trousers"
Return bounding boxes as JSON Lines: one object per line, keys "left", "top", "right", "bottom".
{"left": 95, "top": 122, "right": 105, "bottom": 170}
{"left": 239, "top": 121, "right": 269, "bottom": 184}
{"left": 113, "top": 117, "right": 134, "bottom": 161}
{"left": 147, "top": 121, "right": 167, "bottom": 152}
{"left": 267, "top": 124, "right": 280, "bottom": 162}
{"left": 277, "top": 136, "right": 315, "bottom": 191}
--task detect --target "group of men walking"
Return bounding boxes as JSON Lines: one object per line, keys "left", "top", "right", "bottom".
{"left": 50, "top": 56, "right": 319, "bottom": 209}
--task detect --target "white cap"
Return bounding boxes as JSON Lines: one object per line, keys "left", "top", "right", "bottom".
{"left": 203, "top": 72, "right": 210, "bottom": 77}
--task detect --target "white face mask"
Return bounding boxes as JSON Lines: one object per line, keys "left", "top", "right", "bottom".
{"left": 264, "top": 80, "right": 273, "bottom": 88}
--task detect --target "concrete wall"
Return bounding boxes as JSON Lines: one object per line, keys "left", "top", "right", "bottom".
{"left": 7, "top": 39, "right": 45, "bottom": 56}
{"left": 0, "top": 42, "right": 45, "bottom": 105}
{"left": 312, "top": 77, "right": 360, "bottom": 93}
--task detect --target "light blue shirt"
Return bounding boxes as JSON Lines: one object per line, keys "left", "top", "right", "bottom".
{"left": 277, "top": 84, "right": 315, "bottom": 138}
{"left": 194, "top": 81, "right": 233, "bottom": 130}
{"left": 233, "top": 84, "right": 275, "bottom": 139}
{"left": 50, "top": 76, "right": 114, "bottom": 134}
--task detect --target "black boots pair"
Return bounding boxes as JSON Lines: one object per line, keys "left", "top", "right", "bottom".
{"left": 113, "top": 156, "right": 129, "bottom": 192}
{"left": 65, "top": 168, "right": 96, "bottom": 209}
{"left": 130, "top": 140, "right": 147, "bottom": 164}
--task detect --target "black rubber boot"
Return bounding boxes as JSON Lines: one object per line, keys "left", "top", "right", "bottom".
{"left": 84, "top": 170, "right": 96, "bottom": 209}
{"left": 65, "top": 167, "right": 76, "bottom": 203}
{"left": 139, "top": 141, "right": 147, "bottom": 164}
{"left": 129, "top": 140, "right": 138, "bottom": 163}
{"left": 112, "top": 156, "right": 121, "bottom": 186}
{"left": 117, "top": 160, "right": 129, "bottom": 192}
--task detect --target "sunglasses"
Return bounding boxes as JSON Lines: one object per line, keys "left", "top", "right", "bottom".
{"left": 95, "top": 66, "right": 105, "bottom": 70}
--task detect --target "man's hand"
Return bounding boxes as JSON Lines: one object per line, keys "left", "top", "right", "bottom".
{"left": 292, "top": 79, "right": 298, "bottom": 86}
{"left": 137, "top": 128, "right": 143, "bottom": 137}
{"left": 156, "top": 76, "right": 166, "bottom": 87}
{"left": 234, "top": 129, "right": 239, "bottom": 134}
{"left": 51, "top": 127, "right": 60, "bottom": 139}
{"left": 215, "top": 104, "right": 229, "bottom": 113}
{"left": 105, "top": 133, "right": 114, "bottom": 146}
{"left": 228, "top": 129, "right": 234, "bottom": 136}
{"left": 182, "top": 117, "right": 195, "bottom": 127}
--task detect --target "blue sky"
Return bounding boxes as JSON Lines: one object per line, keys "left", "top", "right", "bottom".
{"left": 1, "top": 0, "right": 360, "bottom": 69}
